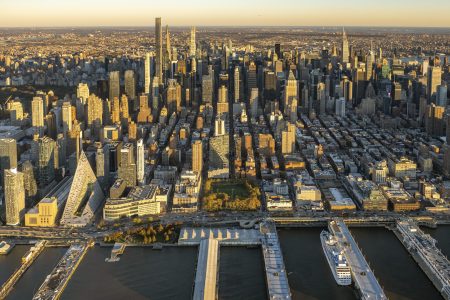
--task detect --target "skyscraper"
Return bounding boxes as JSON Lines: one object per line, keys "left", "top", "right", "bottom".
{"left": 281, "top": 122, "right": 296, "bottom": 154}
{"left": 137, "top": 139, "right": 145, "bottom": 185}
{"left": 341, "top": 28, "right": 350, "bottom": 64}
{"left": 165, "top": 25, "right": 172, "bottom": 75}
{"left": 234, "top": 66, "right": 240, "bottom": 102}
{"left": 118, "top": 143, "right": 137, "bottom": 188}
{"left": 4, "top": 168, "right": 25, "bottom": 225}
{"left": 109, "top": 71, "right": 120, "bottom": 101}
{"left": 32, "top": 96, "right": 44, "bottom": 135}
{"left": 61, "top": 101, "right": 72, "bottom": 134}
{"left": 76, "top": 83, "right": 89, "bottom": 102}
{"left": 167, "top": 79, "right": 181, "bottom": 115}
{"left": 190, "top": 26, "right": 196, "bottom": 57}
{"left": 427, "top": 65, "right": 442, "bottom": 102}
{"left": 0, "top": 138, "right": 17, "bottom": 172}
{"left": 37, "top": 136, "right": 56, "bottom": 187}
{"left": 202, "top": 74, "right": 213, "bottom": 104}
{"left": 95, "top": 143, "right": 110, "bottom": 191}
{"left": 124, "top": 70, "right": 136, "bottom": 100}
{"left": 217, "top": 85, "right": 229, "bottom": 114}
{"left": 155, "top": 17, "right": 163, "bottom": 85}
{"left": 283, "top": 70, "right": 298, "bottom": 118}
{"left": 192, "top": 140, "right": 203, "bottom": 174}
{"left": 144, "top": 52, "right": 152, "bottom": 94}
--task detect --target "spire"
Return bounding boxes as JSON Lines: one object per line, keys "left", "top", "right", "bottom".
{"left": 288, "top": 70, "right": 296, "bottom": 81}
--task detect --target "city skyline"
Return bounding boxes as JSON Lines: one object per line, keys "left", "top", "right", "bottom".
{"left": 2, "top": 0, "right": 450, "bottom": 27}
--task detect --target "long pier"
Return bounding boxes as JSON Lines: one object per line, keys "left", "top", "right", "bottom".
{"left": 394, "top": 218, "right": 450, "bottom": 299}
{"left": 32, "top": 242, "right": 90, "bottom": 300}
{"left": 329, "top": 219, "right": 387, "bottom": 300}
{"left": 0, "top": 240, "right": 46, "bottom": 299}
{"left": 192, "top": 238, "right": 219, "bottom": 300}
{"left": 260, "top": 222, "right": 291, "bottom": 300}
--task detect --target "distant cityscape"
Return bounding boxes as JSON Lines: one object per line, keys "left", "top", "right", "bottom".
{"left": 0, "top": 15, "right": 450, "bottom": 300}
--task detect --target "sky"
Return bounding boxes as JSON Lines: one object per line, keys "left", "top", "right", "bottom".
{"left": 2, "top": 0, "right": 450, "bottom": 27}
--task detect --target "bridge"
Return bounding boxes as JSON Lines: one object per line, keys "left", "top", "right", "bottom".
{"left": 329, "top": 218, "right": 387, "bottom": 300}
{"left": 394, "top": 218, "right": 450, "bottom": 299}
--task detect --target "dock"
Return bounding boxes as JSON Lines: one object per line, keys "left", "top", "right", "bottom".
{"left": 329, "top": 218, "right": 387, "bottom": 300}
{"left": 394, "top": 218, "right": 450, "bottom": 299}
{"left": 32, "top": 242, "right": 90, "bottom": 300}
{"left": 0, "top": 240, "right": 46, "bottom": 299}
{"left": 192, "top": 238, "right": 219, "bottom": 300}
{"left": 105, "top": 242, "right": 126, "bottom": 262}
{"left": 260, "top": 222, "right": 291, "bottom": 300}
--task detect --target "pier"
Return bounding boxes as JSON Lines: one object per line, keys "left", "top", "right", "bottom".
{"left": 394, "top": 218, "right": 450, "bottom": 299}
{"left": 192, "top": 238, "right": 219, "bottom": 300}
{"left": 0, "top": 240, "right": 46, "bottom": 299}
{"left": 260, "top": 222, "right": 291, "bottom": 300}
{"left": 32, "top": 242, "right": 90, "bottom": 300}
{"left": 105, "top": 242, "right": 126, "bottom": 262}
{"left": 329, "top": 218, "right": 387, "bottom": 300}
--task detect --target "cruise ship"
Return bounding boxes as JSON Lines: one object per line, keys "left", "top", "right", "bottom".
{"left": 320, "top": 230, "right": 352, "bottom": 286}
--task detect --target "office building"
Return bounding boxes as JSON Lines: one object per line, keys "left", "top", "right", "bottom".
{"left": 341, "top": 28, "right": 350, "bottom": 64}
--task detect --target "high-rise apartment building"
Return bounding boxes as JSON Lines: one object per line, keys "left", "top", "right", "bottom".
{"left": 137, "top": 139, "right": 145, "bottom": 185}
{"left": 76, "top": 83, "right": 89, "bottom": 102}
{"left": 32, "top": 96, "right": 44, "bottom": 135}
{"left": 118, "top": 143, "right": 137, "bottom": 188}
{"left": 144, "top": 52, "right": 152, "bottom": 94}
{"left": 155, "top": 17, "right": 163, "bottom": 85}
{"left": 190, "top": 26, "right": 196, "bottom": 57}
{"left": 109, "top": 71, "right": 120, "bottom": 101}
{"left": 0, "top": 138, "right": 17, "bottom": 172}
{"left": 124, "top": 70, "right": 136, "bottom": 100}
{"left": 4, "top": 168, "right": 25, "bottom": 225}
{"left": 37, "top": 136, "right": 55, "bottom": 187}
{"left": 192, "top": 139, "right": 203, "bottom": 175}
{"left": 61, "top": 101, "right": 72, "bottom": 134}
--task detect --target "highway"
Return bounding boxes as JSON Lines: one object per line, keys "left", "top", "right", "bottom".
{"left": 0, "top": 210, "right": 449, "bottom": 240}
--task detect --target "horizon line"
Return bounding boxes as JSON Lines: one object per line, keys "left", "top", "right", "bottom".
{"left": 0, "top": 25, "right": 450, "bottom": 29}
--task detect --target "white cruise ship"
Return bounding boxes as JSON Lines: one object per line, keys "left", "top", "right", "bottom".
{"left": 320, "top": 230, "right": 352, "bottom": 286}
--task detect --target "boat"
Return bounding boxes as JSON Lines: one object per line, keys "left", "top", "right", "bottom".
{"left": 320, "top": 230, "right": 352, "bottom": 286}
{"left": 0, "top": 241, "right": 14, "bottom": 255}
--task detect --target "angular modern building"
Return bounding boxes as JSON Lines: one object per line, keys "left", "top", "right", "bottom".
{"left": 60, "top": 151, "right": 105, "bottom": 227}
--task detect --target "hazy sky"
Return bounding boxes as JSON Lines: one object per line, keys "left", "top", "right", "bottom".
{"left": 2, "top": 0, "right": 450, "bottom": 27}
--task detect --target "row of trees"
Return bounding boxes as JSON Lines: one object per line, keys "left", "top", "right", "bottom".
{"left": 103, "top": 223, "right": 178, "bottom": 244}
{"left": 203, "top": 179, "right": 261, "bottom": 211}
